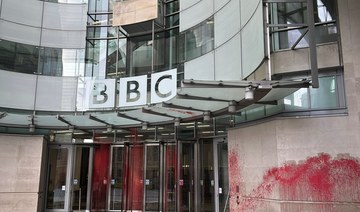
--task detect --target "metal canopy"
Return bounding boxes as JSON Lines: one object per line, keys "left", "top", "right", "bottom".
{"left": 0, "top": 80, "right": 309, "bottom": 131}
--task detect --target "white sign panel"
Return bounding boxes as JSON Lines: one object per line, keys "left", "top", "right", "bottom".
{"left": 85, "top": 78, "right": 116, "bottom": 109}
{"left": 151, "top": 69, "right": 177, "bottom": 103}
{"left": 119, "top": 75, "right": 147, "bottom": 107}
{"left": 81, "top": 69, "right": 177, "bottom": 110}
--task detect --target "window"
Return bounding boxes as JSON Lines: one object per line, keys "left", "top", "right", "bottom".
{"left": 179, "top": 18, "right": 214, "bottom": 62}
{"left": 270, "top": 0, "right": 338, "bottom": 51}
{"left": 283, "top": 70, "right": 345, "bottom": 111}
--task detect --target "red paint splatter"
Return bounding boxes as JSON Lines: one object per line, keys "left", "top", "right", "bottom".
{"left": 228, "top": 150, "right": 242, "bottom": 212}
{"left": 234, "top": 153, "right": 360, "bottom": 211}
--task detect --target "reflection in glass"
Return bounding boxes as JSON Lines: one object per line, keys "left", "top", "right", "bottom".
{"left": 270, "top": 0, "right": 338, "bottom": 51}
{"left": 110, "top": 146, "right": 125, "bottom": 210}
{"left": 46, "top": 148, "right": 68, "bottom": 209}
{"left": 0, "top": 40, "right": 39, "bottom": 74}
{"left": 200, "top": 140, "right": 215, "bottom": 212}
{"left": 182, "top": 18, "right": 214, "bottom": 61}
{"left": 180, "top": 143, "right": 195, "bottom": 211}
{"left": 39, "top": 48, "right": 85, "bottom": 76}
{"left": 165, "top": 144, "right": 176, "bottom": 211}
{"left": 85, "top": 40, "right": 108, "bottom": 78}
{"left": 145, "top": 145, "right": 160, "bottom": 211}
{"left": 218, "top": 143, "right": 229, "bottom": 212}
{"left": 71, "top": 147, "right": 90, "bottom": 210}
{"left": 284, "top": 88, "right": 309, "bottom": 110}
{"left": 311, "top": 76, "right": 337, "bottom": 109}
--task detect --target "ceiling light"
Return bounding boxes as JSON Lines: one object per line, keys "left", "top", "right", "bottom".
{"left": 106, "top": 125, "right": 113, "bottom": 133}
{"left": 29, "top": 124, "right": 35, "bottom": 133}
{"left": 203, "top": 111, "right": 211, "bottom": 122}
{"left": 245, "top": 86, "right": 255, "bottom": 100}
{"left": 174, "top": 118, "right": 180, "bottom": 127}
{"left": 228, "top": 101, "right": 237, "bottom": 113}
{"left": 142, "top": 122, "right": 148, "bottom": 130}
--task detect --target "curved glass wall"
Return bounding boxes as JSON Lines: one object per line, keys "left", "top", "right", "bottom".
{"left": 0, "top": 39, "right": 85, "bottom": 76}
{"left": 179, "top": 18, "right": 214, "bottom": 62}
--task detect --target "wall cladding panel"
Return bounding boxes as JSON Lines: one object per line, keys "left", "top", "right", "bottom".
{"left": 0, "top": 20, "right": 41, "bottom": 46}
{"left": 0, "top": 70, "right": 37, "bottom": 110}
{"left": 35, "top": 76, "right": 78, "bottom": 111}
{"left": 184, "top": 51, "right": 215, "bottom": 80}
{"left": 180, "top": 0, "right": 213, "bottom": 32}
{"left": 214, "top": 0, "right": 240, "bottom": 47}
{"left": 41, "top": 29, "right": 86, "bottom": 49}
{"left": 0, "top": 0, "right": 43, "bottom": 27}
{"left": 215, "top": 34, "right": 241, "bottom": 80}
{"left": 43, "top": 2, "right": 87, "bottom": 30}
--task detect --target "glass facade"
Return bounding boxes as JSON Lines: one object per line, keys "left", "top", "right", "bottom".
{"left": 0, "top": 39, "right": 85, "bottom": 76}
{"left": 270, "top": 0, "right": 338, "bottom": 51}
{"left": 85, "top": 0, "right": 180, "bottom": 79}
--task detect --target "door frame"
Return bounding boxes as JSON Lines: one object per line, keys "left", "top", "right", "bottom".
{"left": 71, "top": 145, "right": 94, "bottom": 212}
{"left": 45, "top": 144, "right": 94, "bottom": 212}
{"left": 44, "top": 145, "right": 73, "bottom": 212}
{"left": 198, "top": 136, "right": 227, "bottom": 212}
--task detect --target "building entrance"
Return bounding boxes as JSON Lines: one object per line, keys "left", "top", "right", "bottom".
{"left": 44, "top": 137, "right": 228, "bottom": 211}
{"left": 109, "top": 143, "right": 177, "bottom": 211}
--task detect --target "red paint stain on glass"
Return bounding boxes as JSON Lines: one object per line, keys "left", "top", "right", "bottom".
{"left": 235, "top": 153, "right": 360, "bottom": 211}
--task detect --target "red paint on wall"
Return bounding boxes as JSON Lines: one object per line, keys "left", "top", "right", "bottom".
{"left": 232, "top": 153, "right": 360, "bottom": 211}
{"left": 228, "top": 150, "right": 242, "bottom": 211}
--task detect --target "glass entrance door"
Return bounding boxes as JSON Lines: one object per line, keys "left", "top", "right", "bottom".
{"left": 178, "top": 142, "right": 196, "bottom": 212}
{"left": 71, "top": 146, "right": 93, "bottom": 211}
{"left": 199, "top": 138, "right": 229, "bottom": 212}
{"left": 109, "top": 144, "right": 162, "bottom": 211}
{"left": 45, "top": 145, "right": 96, "bottom": 212}
{"left": 45, "top": 146, "right": 72, "bottom": 211}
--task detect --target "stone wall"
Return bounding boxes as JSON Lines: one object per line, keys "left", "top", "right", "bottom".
{"left": 228, "top": 0, "right": 360, "bottom": 211}
{"left": 0, "top": 135, "right": 45, "bottom": 212}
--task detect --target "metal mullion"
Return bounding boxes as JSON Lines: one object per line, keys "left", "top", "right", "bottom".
{"left": 213, "top": 140, "right": 220, "bottom": 212}
{"left": 143, "top": 145, "right": 147, "bottom": 211}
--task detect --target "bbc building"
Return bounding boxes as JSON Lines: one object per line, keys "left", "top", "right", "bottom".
{"left": 0, "top": 0, "right": 359, "bottom": 211}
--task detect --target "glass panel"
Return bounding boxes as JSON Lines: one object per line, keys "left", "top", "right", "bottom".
{"left": 46, "top": 147, "right": 69, "bottom": 209}
{"left": 184, "top": 18, "right": 214, "bottom": 61}
{"left": 217, "top": 142, "right": 229, "bottom": 212}
{"left": 200, "top": 140, "right": 215, "bottom": 212}
{"left": 72, "top": 147, "right": 90, "bottom": 211}
{"left": 110, "top": 146, "right": 125, "bottom": 210}
{"left": 166, "top": 1, "right": 179, "bottom": 15}
{"left": 145, "top": 145, "right": 160, "bottom": 211}
{"left": 127, "top": 145, "right": 144, "bottom": 210}
{"left": 164, "top": 144, "right": 176, "bottom": 211}
{"left": 85, "top": 40, "right": 107, "bottom": 78}
{"left": 310, "top": 76, "right": 337, "bottom": 109}
{"left": 180, "top": 143, "right": 195, "bottom": 211}
{"left": 129, "top": 34, "right": 153, "bottom": 76}
{"left": 14, "top": 42, "right": 39, "bottom": 74}
{"left": 245, "top": 106, "right": 265, "bottom": 121}
{"left": 39, "top": 48, "right": 85, "bottom": 77}
{"left": 270, "top": 1, "right": 338, "bottom": 51}
{"left": 91, "top": 144, "right": 110, "bottom": 210}
{"left": 284, "top": 88, "right": 309, "bottom": 110}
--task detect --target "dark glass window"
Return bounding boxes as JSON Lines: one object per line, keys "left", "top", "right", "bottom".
{"left": 270, "top": 0, "right": 338, "bottom": 51}
{"left": 0, "top": 40, "right": 39, "bottom": 74}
